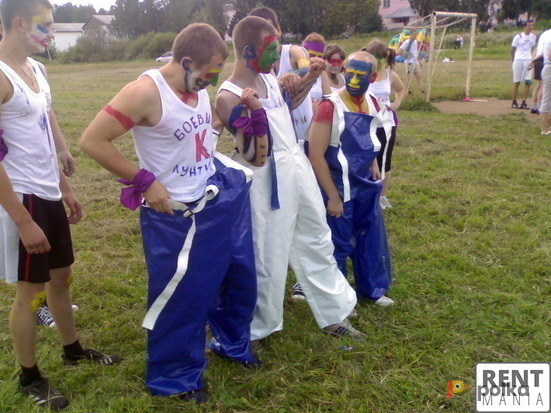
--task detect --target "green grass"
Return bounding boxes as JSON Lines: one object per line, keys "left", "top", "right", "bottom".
{"left": 0, "top": 46, "right": 549, "bottom": 412}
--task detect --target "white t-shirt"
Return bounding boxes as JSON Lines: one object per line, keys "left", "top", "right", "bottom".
{"left": 512, "top": 32, "right": 537, "bottom": 60}
{"left": 400, "top": 39, "right": 418, "bottom": 64}
{"left": 132, "top": 70, "right": 215, "bottom": 203}
{"left": 536, "top": 29, "right": 551, "bottom": 64}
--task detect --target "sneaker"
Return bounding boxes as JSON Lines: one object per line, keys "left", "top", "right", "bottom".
{"left": 379, "top": 196, "right": 393, "bottom": 210}
{"left": 374, "top": 295, "right": 394, "bottom": 307}
{"left": 36, "top": 306, "right": 56, "bottom": 328}
{"left": 19, "top": 378, "right": 69, "bottom": 410}
{"left": 511, "top": 100, "right": 519, "bottom": 108}
{"left": 178, "top": 389, "right": 208, "bottom": 404}
{"left": 520, "top": 101, "right": 529, "bottom": 110}
{"left": 323, "top": 318, "right": 365, "bottom": 339}
{"left": 348, "top": 308, "right": 358, "bottom": 318}
{"left": 36, "top": 305, "right": 79, "bottom": 328}
{"left": 62, "top": 348, "right": 122, "bottom": 366}
{"left": 541, "top": 130, "right": 551, "bottom": 136}
{"left": 291, "top": 283, "right": 306, "bottom": 301}
{"left": 531, "top": 108, "right": 539, "bottom": 114}
{"left": 208, "top": 339, "right": 263, "bottom": 369}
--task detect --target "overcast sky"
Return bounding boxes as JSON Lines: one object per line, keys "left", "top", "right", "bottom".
{"left": 52, "top": 1, "right": 117, "bottom": 11}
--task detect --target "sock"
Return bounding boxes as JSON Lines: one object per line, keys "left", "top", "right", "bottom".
{"left": 20, "top": 364, "right": 43, "bottom": 386}
{"left": 63, "top": 339, "right": 85, "bottom": 360}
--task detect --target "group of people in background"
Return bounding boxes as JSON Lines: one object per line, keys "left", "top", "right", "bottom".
{"left": 1, "top": 1, "right": 404, "bottom": 409}
{"left": 510, "top": 19, "right": 551, "bottom": 135}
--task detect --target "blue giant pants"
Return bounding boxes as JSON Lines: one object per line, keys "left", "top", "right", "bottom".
{"left": 140, "top": 158, "right": 256, "bottom": 396}
{"left": 325, "top": 179, "right": 391, "bottom": 301}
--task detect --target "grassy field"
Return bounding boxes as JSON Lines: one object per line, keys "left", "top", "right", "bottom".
{"left": 0, "top": 40, "right": 549, "bottom": 413}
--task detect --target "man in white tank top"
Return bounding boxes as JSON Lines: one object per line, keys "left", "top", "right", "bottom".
{"left": 0, "top": 0, "right": 119, "bottom": 409}
{"left": 81, "top": 23, "right": 261, "bottom": 404}
{"left": 217, "top": 16, "right": 362, "bottom": 344}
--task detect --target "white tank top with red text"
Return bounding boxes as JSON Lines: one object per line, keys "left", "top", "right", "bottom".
{"left": 132, "top": 69, "right": 214, "bottom": 203}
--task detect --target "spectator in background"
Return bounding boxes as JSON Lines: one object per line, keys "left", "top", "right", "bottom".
{"left": 511, "top": 20, "right": 536, "bottom": 109}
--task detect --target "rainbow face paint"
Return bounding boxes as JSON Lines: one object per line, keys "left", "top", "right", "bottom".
{"left": 27, "top": 10, "right": 53, "bottom": 53}
{"left": 183, "top": 59, "right": 223, "bottom": 91}
{"left": 344, "top": 59, "right": 373, "bottom": 97}
{"left": 246, "top": 35, "right": 279, "bottom": 74}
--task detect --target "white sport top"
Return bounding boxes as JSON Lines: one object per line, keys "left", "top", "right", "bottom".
{"left": 0, "top": 58, "right": 61, "bottom": 200}
{"left": 132, "top": 69, "right": 215, "bottom": 203}
{"left": 512, "top": 32, "right": 537, "bottom": 61}
{"left": 369, "top": 69, "right": 392, "bottom": 105}
{"left": 277, "top": 44, "right": 313, "bottom": 141}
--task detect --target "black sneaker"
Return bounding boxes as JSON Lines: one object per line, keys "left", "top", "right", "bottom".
{"left": 62, "top": 348, "right": 122, "bottom": 366}
{"left": 36, "top": 306, "right": 56, "bottom": 328}
{"left": 19, "top": 378, "right": 69, "bottom": 410}
{"left": 291, "top": 283, "right": 306, "bottom": 301}
{"left": 512, "top": 100, "right": 519, "bottom": 108}
{"left": 520, "top": 101, "right": 529, "bottom": 110}
{"left": 208, "top": 339, "right": 263, "bottom": 369}
{"left": 178, "top": 389, "right": 208, "bottom": 404}
{"left": 531, "top": 108, "right": 539, "bottom": 114}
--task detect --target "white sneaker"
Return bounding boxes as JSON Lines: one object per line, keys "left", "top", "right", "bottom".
{"left": 374, "top": 295, "right": 394, "bottom": 307}
{"left": 323, "top": 318, "right": 365, "bottom": 339}
{"left": 379, "top": 196, "right": 392, "bottom": 209}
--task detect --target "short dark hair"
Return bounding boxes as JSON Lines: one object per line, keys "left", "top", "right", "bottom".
{"left": 233, "top": 16, "right": 278, "bottom": 57}
{"left": 0, "top": 0, "right": 52, "bottom": 31}
{"left": 248, "top": 7, "right": 280, "bottom": 32}
{"left": 172, "top": 23, "right": 228, "bottom": 68}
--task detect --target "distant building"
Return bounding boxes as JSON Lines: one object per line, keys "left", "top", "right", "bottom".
{"left": 379, "top": 0, "right": 420, "bottom": 30}
{"left": 83, "top": 14, "right": 115, "bottom": 36}
{"left": 52, "top": 23, "right": 84, "bottom": 51}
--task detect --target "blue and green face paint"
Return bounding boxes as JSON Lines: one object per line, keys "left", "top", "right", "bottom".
{"left": 344, "top": 59, "right": 373, "bottom": 97}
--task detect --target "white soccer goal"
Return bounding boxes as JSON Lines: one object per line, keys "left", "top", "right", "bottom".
{"left": 405, "top": 11, "right": 478, "bottom": 102}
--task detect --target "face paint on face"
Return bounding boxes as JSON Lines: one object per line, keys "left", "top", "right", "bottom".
{"left": 344, "top": 59, "right": 373, "bottom": 97}
{"left": 202, "top": 67, "right": 223, "bottom": 87}
{"left": 247, "top": 35, "right": 279, "bottom": 74}
{"left": 303, "top": 41, "right": 324, "bottom": 59}
{"left": 27, "top": 10, "right": 53, "bottom": 53}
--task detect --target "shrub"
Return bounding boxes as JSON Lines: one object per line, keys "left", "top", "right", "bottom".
{"left": 141, "top": 33, "right": 177, "bottom": 59}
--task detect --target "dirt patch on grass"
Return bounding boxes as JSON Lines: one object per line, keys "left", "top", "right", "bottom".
{"left": 433, "top": 98, "right": 540, "bottom": 118}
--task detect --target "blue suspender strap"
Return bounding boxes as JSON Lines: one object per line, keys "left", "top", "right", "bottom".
{"left": 229, "top": 103, "right": 280, "bottom": 210}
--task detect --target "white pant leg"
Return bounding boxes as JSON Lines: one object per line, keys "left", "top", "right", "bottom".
{"left": 235, "top": 152, "right": 298, "bottom": 341}
{"left": 288, "top": 150, "right": 357, "bottom": 328}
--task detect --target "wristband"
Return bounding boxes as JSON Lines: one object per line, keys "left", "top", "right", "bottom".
{"left": 117, "top": 169, "right": 156, "bottom": 210}
{"left": 0, "top": 129, "right": 7, "bottom": 161}
{"left": 231, "top": 108, "right": 268, "bottom": 138}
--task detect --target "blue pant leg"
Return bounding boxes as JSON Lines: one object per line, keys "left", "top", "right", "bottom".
{"left": 141, "top": 189, "right": 235, "bottom": 396}
{"left": 325, "top": 200, "right": 355, "bottom": 277}
{"left": 350, "top": 180, "right": 392, "bottom": 300}
{"left": 207, "top": 165, "right": 256, "bottom": 362}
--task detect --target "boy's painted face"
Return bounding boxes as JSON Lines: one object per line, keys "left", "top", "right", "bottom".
{"left": 182, "top": 56, "right": 225, "bottom": 92}
{"left": 326, "top": 53, "right": 343, "bottom": 74}
{"left": 26, "top": 9, "right": 54, "bottom": 53}
{"left": 344, "top": 59, "right": 374, "bottom": 96}
{"left": 246, "top": 35, "right": 280, "bottom": 74}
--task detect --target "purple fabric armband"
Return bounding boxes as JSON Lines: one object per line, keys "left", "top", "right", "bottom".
{"left": 0, "top": 129, "right": 7, "bottom": 161}
{"left": 231, "top": 108, "right": 268, "bottom": 138}
{"left": 117, "top": 169, "right": 156, "bottom": 210}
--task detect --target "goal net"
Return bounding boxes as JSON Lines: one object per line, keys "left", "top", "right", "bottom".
{"left": 403, "top": 11, "right": 478, "bottom": 102}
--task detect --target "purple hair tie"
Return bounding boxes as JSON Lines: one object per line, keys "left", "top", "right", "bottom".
{"left": 0, "top": 130, "right": 7, "bottom": 161}
{"left": 118, "top": 169, "right": 156, "bottom": 210}
{"left": 232, "top": 108, "right": 268, "bottom": 137}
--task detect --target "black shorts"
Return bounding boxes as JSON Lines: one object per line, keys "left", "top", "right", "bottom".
{"left": 534, "top": 57, "right": 544, "bottom": 81}
{"left": 376, "top": 126, "right": 396, "bottom": 173}
{"left": 18, "top": 194, "right": 74, "bottom": 283}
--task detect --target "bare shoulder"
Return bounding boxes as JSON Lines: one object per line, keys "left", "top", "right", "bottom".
{"left": 215, "top": 89, "right": 242, "bottom": 123}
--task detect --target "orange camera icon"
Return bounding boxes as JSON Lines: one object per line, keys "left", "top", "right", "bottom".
{"left": 446, "top": 380, "right": 468, "bottom": 399}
